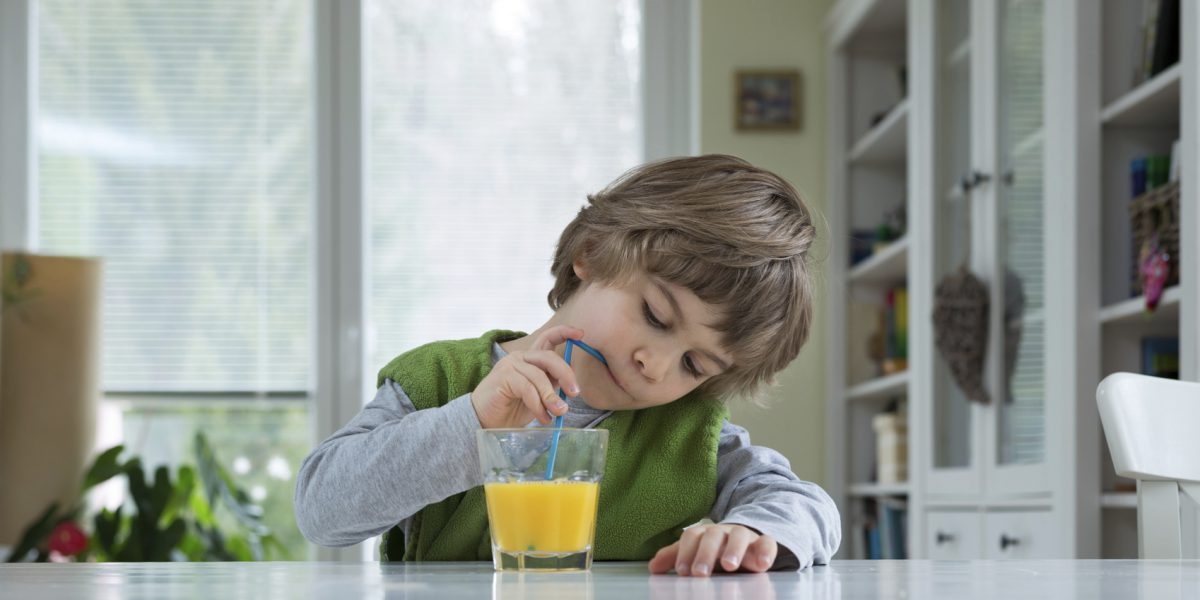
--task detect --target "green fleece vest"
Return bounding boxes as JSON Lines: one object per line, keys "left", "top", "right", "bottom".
{"left": 378, "top": 330, "right": 729, "bottom": 562}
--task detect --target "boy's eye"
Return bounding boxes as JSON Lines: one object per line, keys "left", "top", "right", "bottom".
{"left": 683, "top": 355, "right": 703, "bottom": 378}
{"left": 643, "top": 301, "right": 666, "bottom": 329}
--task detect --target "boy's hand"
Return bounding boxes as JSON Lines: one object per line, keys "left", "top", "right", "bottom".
{"left": 648, "top": 524, "right": 777, "bottom": 577}
{"left": 471, "top": 325, "right": 584, "bottom": 429}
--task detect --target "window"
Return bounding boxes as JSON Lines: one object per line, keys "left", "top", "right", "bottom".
{"left": 364, "top": 0, "right": 643, "bottom": 370}
{"left": 36, "top": 0, "right": 315, "bottom": 557}
{"left": 11, "top": 0, "right": 679, "bottom": 562}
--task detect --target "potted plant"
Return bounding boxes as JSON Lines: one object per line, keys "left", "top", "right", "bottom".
{"left": 6, "top": 432, "right": 288, "bottom": 562}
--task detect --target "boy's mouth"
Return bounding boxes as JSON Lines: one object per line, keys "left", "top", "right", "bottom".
{"left": 605, "top": 365, "right": 631, "bottom": 399}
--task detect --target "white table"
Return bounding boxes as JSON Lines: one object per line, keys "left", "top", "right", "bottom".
{"left": 0, "top": 560, "right": 1198, "bottom": 599}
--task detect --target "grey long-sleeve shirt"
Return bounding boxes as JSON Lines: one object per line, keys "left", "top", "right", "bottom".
{"left": 294, "top": 343, "right": 841, "bottom": 569}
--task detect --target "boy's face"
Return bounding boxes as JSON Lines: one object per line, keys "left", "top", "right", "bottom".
{"left": 556, "top": 264, "right": 734, "bottom": 410}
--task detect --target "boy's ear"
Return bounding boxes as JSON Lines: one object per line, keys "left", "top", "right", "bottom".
{"left": 572, "top": 259, "right": 590, "bottom": 281}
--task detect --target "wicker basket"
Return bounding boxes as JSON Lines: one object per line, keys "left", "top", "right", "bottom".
{"left": 1128, "top": 180, "right": 1180, "bottom": 297}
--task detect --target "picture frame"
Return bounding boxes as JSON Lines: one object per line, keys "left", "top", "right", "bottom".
{"left": 735, "top": 69, "right": 801, "bottom": 131}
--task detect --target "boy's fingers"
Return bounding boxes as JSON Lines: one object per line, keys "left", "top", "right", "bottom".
{"left": 532, "top": 326, "right": 584, "bottom": 352}
{"left": 744, "top": 534, "right": 777, "bottom": 572}
{"left": 512, "top": 361, "right": 568, "bottom": 418}
{"left": 673, "top": 526, "right": 705, "bottom": 576}
{"left": 689, "top": 528, "right": 729, "bottom": 577}
{"left": 523, "top": 352, "right": 581, "bottom": 397}
{"left": 648, "top": 542, "right": 680, "bottom": 574}
{"left": 510, "top": 376, "right": 551, "bottom": 424}
{"left": 719, "top": 526, "right": 758, "bottom": 572}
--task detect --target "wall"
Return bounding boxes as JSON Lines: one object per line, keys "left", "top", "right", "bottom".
{"left": 700, "top": 0, "right": 833, "bottom": 486}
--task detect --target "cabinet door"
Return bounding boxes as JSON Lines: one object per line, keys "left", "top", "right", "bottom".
{"left": 984, "top": 510, "right": 1060, "bottom": 559}
{"left": 926, "top": 510, "right": 982, "bottom": 559}
{"left": 984, "top": 0, "right": 1050, "bottom": 495}
{"left": 924, "top": 0, "right": 984, "bottom": 497}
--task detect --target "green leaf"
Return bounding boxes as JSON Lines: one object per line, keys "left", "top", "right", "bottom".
{"left": 82, "top": 445, "right": 125, "bottom": 492}
{"left": 115, "top": 516, "right": 144, "bottom": 562}
{"left": 197, "top": 524, "right": 237, "bottom": 561}
{"left": 178, "top": 531, "right": 207, "bottom": 562}
{"left": 92, "top": 506, "right": 123, "bottom": 557}
{"left": 194, "top": 433, "right": 222, "bottom": 507}
{"left": 161, "top": 465, "right": 195, "bottom": 523}
{"left": 193, "top": 432, "right": 269, "bottom": 536}
{"left": 5, "top": 502, "right": 61, "bottom": 562}
{"left": 151, "top": 465, "right": 173, "bottom": 517}
{"left": 156, "top": 520, "right": 187, "bottom": 561}
{"left": 261, "top": 535, "right": 293, "bottom": 561}
{"left": 125, "top": 458, "right": 149, "bottom": 510}
{"left": 224, "top": 534, "right": 253, "bottom": 562}
{"left": 189, "top": 484, "right": 215, "bottom": 526}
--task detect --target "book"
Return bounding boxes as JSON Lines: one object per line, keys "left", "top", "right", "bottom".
{"left": 1138, "top": 0, "right": 1161, "bottom": 85}
{"left": 1169, "top": 139, "right": 1181, "bottom": 182}
{"left": 1141, "top": 337, "right": 1179, "bottom": 380}
{"left": 879, "top": 497, "right": 908, "bottom": 560}
{"left": 878, "top": 503, "right": 893, "bottom": 559}
{"left": 1150, "top": 0, "right": 1180, "bottom": 77}
{"left": 894, "top": 287, "right": 908, "bottom": 360}
{"left": 1147, "top": 155, "right": 1170, "bottom": 190}
{"left": 1131, "top": 157, "right": 1147, "bottom": 198}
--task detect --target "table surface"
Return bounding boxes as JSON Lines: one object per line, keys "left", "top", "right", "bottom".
{"left": 1, "top": 560, "right": 1199, "bottom": 599}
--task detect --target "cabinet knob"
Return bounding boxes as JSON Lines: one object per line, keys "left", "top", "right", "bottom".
{"left": 959, "top": 170, "right": 992, "bottom": 192}
{"left": 935, "top": 531, "right": 956, "bottom": 545}
{"left": 999, "top": 534, "right": 1021, "bottom": 551}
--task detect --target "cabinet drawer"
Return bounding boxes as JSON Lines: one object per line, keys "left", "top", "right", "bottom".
{"left": 984, "top": 510, "right": 1060, "bottom": 559}
{"left": 926, "top": 510, "right": 981, "bottom": 559}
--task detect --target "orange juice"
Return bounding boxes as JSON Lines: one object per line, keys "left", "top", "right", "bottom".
{"left": 484, "top": 481, "right": 600, "bottom": 553}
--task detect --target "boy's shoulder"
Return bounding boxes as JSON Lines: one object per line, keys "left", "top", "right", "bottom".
{"left": 375, "top": 329, "right": 525, "bottom": 391}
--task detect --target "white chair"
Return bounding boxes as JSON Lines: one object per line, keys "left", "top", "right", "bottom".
{"left": 1097, "top": 372, "right": 1200, "bottom": 559}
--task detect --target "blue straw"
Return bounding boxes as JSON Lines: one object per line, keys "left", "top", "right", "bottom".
{"left": 544, "top": 339, "right": 607, "bottom": 480}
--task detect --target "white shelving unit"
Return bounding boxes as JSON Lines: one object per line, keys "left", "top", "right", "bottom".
{"left": 848, "top": 100, "right": 910, "bottom": 165}
{"left": 1094, "top": 0, "right": 1196, "bottom": 559}
{"left": 826, "top": 0, "right": 914, "bottom": 560}
{"left": 826, "top": 0, "right": 1197, "bottom": 560}
{"left": 846, "top": 371, "right": 909, "bottom": 402}
{"left": 848, "top": 236, "right": 909, "bottom": 285}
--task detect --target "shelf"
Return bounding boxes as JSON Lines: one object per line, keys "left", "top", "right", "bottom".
{"left": 828, "top": 0, "right": 907, "bottom": 49}
{"left": 1098, "top": 286, "right": 1181, "bottom": 326}
{"left": 1100, "top": 64, "right": 1181, "bottom": 127}
{"left": 849, "top": 482, "right": 910, "bottom": 497}
{"left": 848, "top": 236, "right": 908, "bottom": 286}
{"left": 1100, "top": 492, "right": 1137, "bottom": 509}
{"left": 846, "top": 371, "right": 909, "bottom": 402}
{"left": 848, "top": 99, "right": 908, "bottom": 166}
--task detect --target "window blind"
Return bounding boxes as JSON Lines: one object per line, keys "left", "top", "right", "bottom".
{"left": 364, "top": 0, "right": 643, "bottom": 373}
{"left": 36, "top": 0, "right": 315, "bottom": 393}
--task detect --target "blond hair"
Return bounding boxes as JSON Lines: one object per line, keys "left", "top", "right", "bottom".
{"left": 548, "top": 154, "right": 817, "bottom": 402}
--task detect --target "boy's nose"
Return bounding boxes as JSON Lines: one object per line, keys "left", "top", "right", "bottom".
{"left": 634, "top": 348, "right": 668, "bottom": 383}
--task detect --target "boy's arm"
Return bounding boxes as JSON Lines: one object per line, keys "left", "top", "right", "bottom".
{"left": 293, "top": 379, "right": 483, "bottom": 547}
{"left": 710, "top": 421, "right": 843, "bottom": 570}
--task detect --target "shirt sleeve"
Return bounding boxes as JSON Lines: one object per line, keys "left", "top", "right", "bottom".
{"left": 293, "top": 379, "right": 483, "bottom": 547}
{"left": 709, "top": 420, "right": 842, "bottom": 570}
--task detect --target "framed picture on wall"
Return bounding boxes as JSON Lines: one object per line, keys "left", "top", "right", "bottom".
{"left": 734, "top": 69, "right": 801, "bottom": 131}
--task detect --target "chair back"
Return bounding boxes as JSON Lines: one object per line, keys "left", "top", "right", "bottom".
{"left": 1097, "top": 372, "right": 1200, "bottom": 559}
{"left": 1097, "top": 372, "right": 1200, "bottom": 482}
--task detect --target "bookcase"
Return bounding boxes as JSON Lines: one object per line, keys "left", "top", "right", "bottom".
{"left": 825, "top": 0, "right": 915, "bottom": 560}
{"left": 826, "top": 0, "right": 1197, "bottom": 559}
{"left": 1093, "top": 0, "right": 1195, "bottom": 559}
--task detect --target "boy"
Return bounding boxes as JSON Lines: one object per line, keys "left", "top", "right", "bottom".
{"left": 294, "top": 154, "right": 841, "bottom": 575}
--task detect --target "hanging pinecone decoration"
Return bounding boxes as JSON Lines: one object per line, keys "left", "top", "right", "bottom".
{"left": 932, "top": 265, "right": 990, "bottom": 404}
